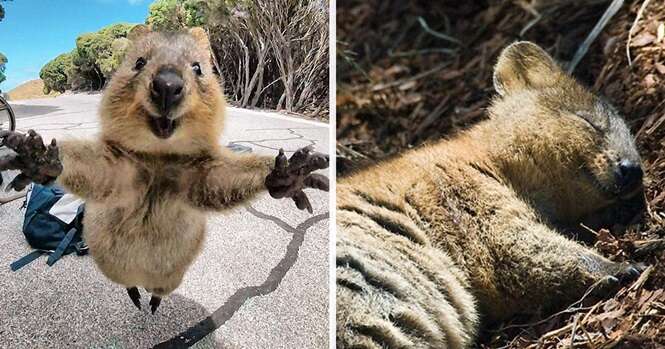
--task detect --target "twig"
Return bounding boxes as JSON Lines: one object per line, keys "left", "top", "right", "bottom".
{"left": 580, "top": 223, "right": 600, "bottom": 236}
{"left": 568, "top": 0, "right": 624, "bottom": 73}
{"left": 626, "top": 265, "right": 654, "bottom": 293}
{"left": 579, "top": 323, "right": 596, "bottom": 348}
{"left": 388, "top": 48, "right": 458, "bottom": 58}
{"left": 627, "top": 0, "right": 652, "bottom": 66}
{"left": 412, "top": 95, "right": 451, "bottom": 142}
{"left": 633, "top": 239, "right": 665, "bottom": 257}
{"left": 569, "top": 314, "right": 580, "bottom": 348}
{"left": 416, "top": 16, "right": 461, "bottom": 45}
{"left": 370, "top": 62, "right": 450, "bottom": 92}
{"left": 496, "top": 276, "right": 617, "bottom": 333}
{"left": 496, "top": 305, "right": 593, "bottom": 332}
{"left": 336, "top": 143, "right": 369, "bottom": 160}
{"left": 538, "top": 322, "right": 575, "bottom": 343}
{"left": 520, "top": 12, "right": 543, "bottom": 37}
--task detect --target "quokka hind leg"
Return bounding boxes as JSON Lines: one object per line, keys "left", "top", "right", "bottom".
{"left": 149, "top": 295, "right": 162, "bottom": 314}
{"left": 142, "top": 287, "right": 166, "bottom": 314}
{"left": 145, "top": 285, "right": 176, "bottom": 315}
{"left": 485, "top": 223, "right": 644, "bottom": 321}
{"left": 126, "top": 287, "right": 141, "bottom": 310}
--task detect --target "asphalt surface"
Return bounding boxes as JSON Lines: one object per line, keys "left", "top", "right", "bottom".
{"left": 0, "top": 94, "right": 330, "bottom": 349}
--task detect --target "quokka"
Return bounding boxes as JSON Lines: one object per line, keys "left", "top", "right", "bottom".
{"left": 336, "top": 41, "right": 645, "bottom": 348}
{"left": 0, "top": 25, "right": 329, "bottom": 314}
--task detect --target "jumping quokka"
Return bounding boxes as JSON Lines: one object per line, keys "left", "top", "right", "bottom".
{"left": 0, "top": 25, "right": 329, "bottom": 314}
{"left": 336, "top": 41, "right": 645, "bottom": 348}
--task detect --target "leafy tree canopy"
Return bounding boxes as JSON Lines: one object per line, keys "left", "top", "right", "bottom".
{"left": 0, "top": 52, "right": 7, "bottom": 85}
{"left": 146, "top": 0, "right": 214, "bottom": 31}
{"left": 40, "top": 52, "right": 72, "bottom": 94}
{"left": 147, "top": 0, "right": 182, "bottom": 31}
{"left": 41, "top": 23, "right": 136, "bottom": 92}
{"left": 74, "top": 23, "right": 134, "bottom": 79}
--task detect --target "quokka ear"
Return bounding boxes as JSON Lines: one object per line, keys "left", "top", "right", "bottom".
{"left": 188, "top": 27, "right": 212, "bottom": 53}
{"left": 128, "top": 24, "right": 151, "bottom": 42}
{"left": 493, "top": 41, "right": 564, "bottom": 96}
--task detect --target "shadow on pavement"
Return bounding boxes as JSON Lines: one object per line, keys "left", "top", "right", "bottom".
{"left": 0, "top": 197, "right": 220, "bottom": 348}
{"left": 84, "top": 293, "right": 222, "bottom": 348}
{"left": 1, "top": 267, "right": 221, "bottom": 348}
{"left": 11, "top": 104, "right": 61, "bottom": 119}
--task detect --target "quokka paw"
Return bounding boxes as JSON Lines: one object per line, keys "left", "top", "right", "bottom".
{"left": 0, "top": 129, "right": 63, "bottom": 191}
{"left": 612, "top": 262, "right": 646, "bottom": 284}
{"left": 265, "top": 147, "right": 330, "bottom": 213}
{"left": 591, "top": 262, "right": 646, "bottom": 299}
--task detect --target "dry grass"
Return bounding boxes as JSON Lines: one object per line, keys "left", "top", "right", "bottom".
{"left": 7, "top": 79, "right": 59, "bottom": 101}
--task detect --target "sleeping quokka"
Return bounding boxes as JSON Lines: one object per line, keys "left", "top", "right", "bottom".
{"left": 336, "top": 41, "right": 645, "bottom": 348}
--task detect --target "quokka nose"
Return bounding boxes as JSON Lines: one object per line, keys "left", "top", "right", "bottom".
{"left": 616, "top": 160, "right": 643, "bottom": 192}
{"left": 151, "top": 68, "right": 184, "bottom": 112}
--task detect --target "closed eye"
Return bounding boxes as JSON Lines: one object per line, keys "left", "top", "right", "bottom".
{"left": 573, "top": 111, "right": 603, "bottom": 133}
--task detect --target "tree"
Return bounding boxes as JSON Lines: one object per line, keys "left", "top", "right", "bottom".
{"left": 146, "top": 0, "right": 183, "bottom": 31}
{"left": 40, "top": 52, "right": 72, "bottom": 93}
{"left": 40, "top": 23, "right": 136, "bottom": 92}
{"left": 72, "top": 23, "right": 134, "bottom": 87}
{"left": 0, "top": 53, "right": 7, "bottom": 85}
{"left": 35, "top": 1, "right": 329, "bottom": 116}
{"left": 1, "top": 0, "right": 12, "bottom": 86}
{"left": 0, "top": 0, "right": 9, "bottom": 22}
{"left": 207, "top": 0, "right": 328, "bottom": 114}
{"left": 146, "top": 0, "right": 213, "bottom": 31}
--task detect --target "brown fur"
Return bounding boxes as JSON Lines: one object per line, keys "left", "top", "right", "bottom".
{"left": 55, "top": 26, "right": 274, "bottom": 297}
{"left": 336, "top": 42, "right": 643, "bottom": 348}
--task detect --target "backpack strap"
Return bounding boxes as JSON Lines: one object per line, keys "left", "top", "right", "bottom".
{"left": 46, "top": 227, "right": 77, "bottom": 267}
{"left": 11, "top": 250, "right": 47, "bottom": 271}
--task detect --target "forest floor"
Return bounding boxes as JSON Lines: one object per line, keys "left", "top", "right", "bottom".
{"left": 337, "top": 0, "right": 665, "bottom": 347}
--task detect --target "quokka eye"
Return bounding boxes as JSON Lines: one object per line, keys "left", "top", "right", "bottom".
{"left": 134, "top": 57, "right": 147, "bottom": 71}
{"left": 574, "top": 112, "right": 603, "bottom": 133}
{"left": 192, "top": 62, "right": 202, "bottom": 76}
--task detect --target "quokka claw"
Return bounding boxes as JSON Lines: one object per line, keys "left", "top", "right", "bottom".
{"left": 591, "top": 262, "right": 647, "bottom": 299}
{"left": 149, "top": 296, "right": 162, "bottom": 314}
{"left": 126, "top": 287, "right": 141, "bottom": 310}
{"left": 615, "top": 262, "right": 646, "bottom": 284}
{"left": 6, "top": 173, "right": 31, "bottom": 192}
{"left": 0, "top": 130, "right": 62, "bottom": 190}
{"left": 265, "top": 146, "right": 330, "bottom": 212}
{"left": 293, "top": 190, "right": 313, "bottom": 213}
{"left": 591, "top": 275, "right": 622, "bottom": 299}
{"left": 304, "top": 173, "right": 329, "bottom": 191}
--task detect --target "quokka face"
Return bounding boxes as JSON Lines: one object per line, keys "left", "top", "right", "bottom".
{"left": 100, "top": 25, "right": 225, "bottom": 155}
{"left": 490, "top": 42, "right": 644, "bottom": 224}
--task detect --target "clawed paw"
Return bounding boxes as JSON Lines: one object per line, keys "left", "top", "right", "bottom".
{"left": 0, "top": 130, "right": 63, "bottom": 191}
{"left": 265, "top": 146, "right": 330, "bottom": 213}
{"left": 614, "top": 262, "right": 646, "bottom": 284}
{"left": 591, "top": 262, "right": 646, "bottom": 299}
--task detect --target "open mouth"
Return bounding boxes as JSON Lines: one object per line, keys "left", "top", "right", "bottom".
{"left": 148, "top": 115, "right": 179, "bottom": 139}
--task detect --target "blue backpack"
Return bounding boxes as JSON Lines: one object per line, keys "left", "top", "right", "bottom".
{"left": 11, "top": 184, "right": 88, "bottom": 271}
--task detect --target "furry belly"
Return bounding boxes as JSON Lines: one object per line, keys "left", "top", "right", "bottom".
{"left": 82, "top": 202, "right": 207, "bottom": 291}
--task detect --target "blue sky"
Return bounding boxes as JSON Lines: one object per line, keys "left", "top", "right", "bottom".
{"left": 0, "top": 0, "right": 151, "bottom": 91}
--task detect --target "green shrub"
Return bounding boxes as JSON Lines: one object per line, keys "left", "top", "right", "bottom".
{"left": 40, "top": 52, "right": 72, "bottom": 94}
{"left": 0, "top": 52, "right": 7, "bottom": 85}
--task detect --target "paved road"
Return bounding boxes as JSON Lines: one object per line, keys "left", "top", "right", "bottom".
{"left": 0, "top": 94, "right": 330, "bottom": 349}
